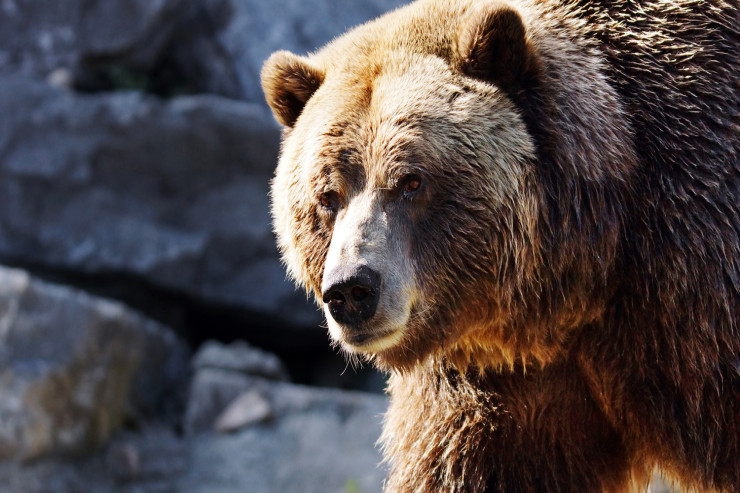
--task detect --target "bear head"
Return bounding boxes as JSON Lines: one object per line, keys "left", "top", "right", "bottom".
{"left": 262, "top": 0, "right": 635, "bottom": 371}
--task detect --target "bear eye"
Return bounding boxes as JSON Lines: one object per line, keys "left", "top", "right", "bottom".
{"left": 318, "top": 191, "right": 339, "bottom": 211}
{"left": 401, "top": 174, "right": 422, "bottom": 198}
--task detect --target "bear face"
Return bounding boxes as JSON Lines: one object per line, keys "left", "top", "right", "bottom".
{"left": 264, "top": 4, "right": 548, "bottom": 371}
{"left": 262, "top": 0, "right": 632, "bottom": 371}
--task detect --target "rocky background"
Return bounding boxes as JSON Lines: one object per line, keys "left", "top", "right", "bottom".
{"left": 0, "top": 0, "right": 677, "bottom": 491}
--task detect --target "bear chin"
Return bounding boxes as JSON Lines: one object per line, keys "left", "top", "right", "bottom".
{"left": 337, "top": 327, "right": 406, "bottom": 355}
{"left": 326, "top": 306, "right": 411, "bottom": 356}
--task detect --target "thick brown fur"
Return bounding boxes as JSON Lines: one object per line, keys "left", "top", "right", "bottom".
{"left": 262, "top": 0, "right": 740, "bottom": 491}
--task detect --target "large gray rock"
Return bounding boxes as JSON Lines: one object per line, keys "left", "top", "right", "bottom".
{"left": 0, "top": 380, "right": 389, "bottom": 493}
{"left": 185, "top": 378, "right": 388, "bottom": 493}
{"left": 0, "top": 266, "right": 189, "bottom": 460}
{"left": 0, "top": 0, "right": 186, "bottom": 79}
{"left": 184, "top": 339, "right": 288, "bottom": 434}
{"left": 0, "top": 0, "right": 411, "bottom": 101}
{"left": 0, "top": 76, "right": 321, "bottom": 331}
{"left": 191, "top": 340, "right": 289, "bottom": 381}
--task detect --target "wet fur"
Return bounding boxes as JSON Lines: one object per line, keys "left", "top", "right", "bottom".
{"left": 262, "top": 0, "right": 740, "bottom": 491}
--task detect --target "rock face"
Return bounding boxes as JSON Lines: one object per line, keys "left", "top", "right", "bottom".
{"left": 0, "top": 275, "right": 387, "bottom": 492}
{"left": 192, "top": 339, "right": 289, "bottom": 381}
{"left": 0, "top": 75, "right": 325, "bottom": 334}
{"left": 185, "top": 339, "right": 289, "bottom": 433}
{"left": 0, "top": 0, "right": 410, "bottom": 101}
{"left": 0, "top": 0, "right": 407, "bottom": 488}
{"left": 184, "top": 378, "right": 388, "bottom": 493}
{"left": 0, "top": 0, "right": 186, "bottom": 80}
{"left": 0, "top": 266, "right": 189, "bottom": 460}
{"left": 0, "top": 380, "right": 388, "bottom": 493}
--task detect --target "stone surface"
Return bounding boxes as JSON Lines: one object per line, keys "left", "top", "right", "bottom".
{"left": 0, "top": 0, "right": 411, "bottom": 101}
{"left": 0, "top": 76, "right": 322, "bottom": 333}
{"left": 0, "top": 379, "right": 389, "bottom": 493}
{"left": 184, "top": 338, "right": 382, "bottom": 435}
{"left": 0, "top": 266, "right": 189, "bottom": 460}
{"left": 0, "top": 0, "right": 186, "bottom": 79}
{"left": 184, "top": 380, "right": 388, "bottom": 493}
{"left": 213, "top": 390, "right": 272, "bottom": 433}
{"left": 185, "top": 339, "right": 289, "bottom": 434}
{"left": 192, "top": 339, "right": 289, "bottom": 381}
{"left": 184, "top": 368, "right": 255, "bottom": 434}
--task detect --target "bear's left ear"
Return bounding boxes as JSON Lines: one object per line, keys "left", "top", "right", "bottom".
{"left": 261, "top": 51, "right": 325, "bottom": 127}
{"left": 457, "top": 2, "right": 536, "bottom": 89}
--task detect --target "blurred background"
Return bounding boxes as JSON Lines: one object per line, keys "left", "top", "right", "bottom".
{"left": 0, "top": 0, "right": 678, "bottom": 492}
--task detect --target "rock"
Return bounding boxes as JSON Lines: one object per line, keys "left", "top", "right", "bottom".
{"left": 0, "top": 381, "right": 389, "bottom": 493}
{"left": 213, "top": 390, "right": 272, "bottom": 433}
{"left": 183, "top": 380, "right": 389, "bottom": 493}
{"left": 46, "top": 67, "right": 74, "bottom": 89}
{"left": 0, "top": 266, "right": 189, "bottom": 460}
{"left": 0, "top": 75, "right": 321, "bottom": 334}
{"left": 0, "top": 0, "right": 186, "bottom": 80}
{"left": 192, "top": 340, "right": 289, "bottom": 381}
{"left": 105, "top": 443, "right": 142, "bottom": 483}
{"left": 0, "top": 424, "right": 189, "bottom": 493}
{"left": 184, "top": 340, "right": 299, "bottom": 434}
{"left": 183, "top": 337, "right": 379, "bottom": 434}
{"left": 0, "top": 0, "right": 410, "bottom": 102}
{"left": 184, "top": 368, "right": 254, "bottom": 434}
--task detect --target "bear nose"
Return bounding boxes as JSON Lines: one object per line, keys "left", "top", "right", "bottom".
{"left": 321, "top": 265, "right": 381, "bottom": 327}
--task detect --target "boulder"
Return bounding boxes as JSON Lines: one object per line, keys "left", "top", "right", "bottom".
{"left": 0, "top": 0, "right": 186, "bottom": 80}
{"left": 183, "top": 379, "right": 388, "bottom": 493}
{"left": 192, "top": 340, "right": 289, "bottom": 381}
{"left": 0, "top": 380, "right": 388, "bottom": 493}
{"left": 0, "top": 266, "right": 189, "bottom": 460}
{"left": 184, "top": 369, "right": 262, "bottom": 434}
{"left": 0, "top": 0, "right": 410, "bottom": 101}
{"left": 185, "top": 339, "right": 287, "bottom": 433}
{"left": 0, "top": 76, "right": 322, "bottom": 334}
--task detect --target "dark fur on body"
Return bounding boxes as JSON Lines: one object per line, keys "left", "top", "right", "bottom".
{"left": 262, "top": 0, "right": 740, "bottom": 491}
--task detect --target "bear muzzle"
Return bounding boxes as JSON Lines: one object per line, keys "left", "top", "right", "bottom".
{"left": 322, "top": 263, "right": 381, "bottom": 330}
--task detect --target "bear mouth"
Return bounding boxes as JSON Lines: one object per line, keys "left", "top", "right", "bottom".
{"left": 340, "top": 326, "right": 406, "bottom": 354}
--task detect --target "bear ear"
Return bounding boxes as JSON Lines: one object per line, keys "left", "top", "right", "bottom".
{"left": 261, "top": 51, "right": 325, "bottom": 127}
{"left": 457, "top": 2, "right": 535, "bottom": 88}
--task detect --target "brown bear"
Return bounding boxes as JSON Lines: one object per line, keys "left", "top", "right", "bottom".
{"left": 261, "top": 0, "right": 740, "bottom": 491}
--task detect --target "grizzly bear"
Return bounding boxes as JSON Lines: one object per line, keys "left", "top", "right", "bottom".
{"left": 261, "top": 0, "right": 740, "bottom": 491}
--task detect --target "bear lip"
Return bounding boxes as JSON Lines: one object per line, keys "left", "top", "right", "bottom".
{"left": 341, "top": 326, "right": 405, "bottom": 354}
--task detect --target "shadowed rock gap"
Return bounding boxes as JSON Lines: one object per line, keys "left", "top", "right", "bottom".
{"left": 71, "top": 1, "right": 242, "bottom": 99}
{"left": 0, "top": 255, "right": 385, "bottom": 391}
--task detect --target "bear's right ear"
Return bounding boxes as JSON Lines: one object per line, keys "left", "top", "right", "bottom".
{"left": 261, "top": 51, "right": 325, "bottom": 127}
{"left": 456, "top": 2, "right": 536, "bottom": 89}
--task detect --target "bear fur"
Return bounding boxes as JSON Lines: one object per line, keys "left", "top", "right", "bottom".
{"left": 261, "top": 0, "right": 740, "bottom": 491}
